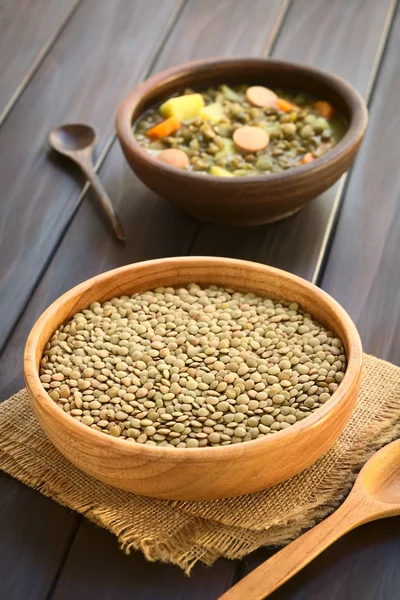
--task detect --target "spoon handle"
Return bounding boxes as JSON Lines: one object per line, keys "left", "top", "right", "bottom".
{"left": 218, "top": 500, "right": 365, "bottom": 600}
{"left": 80, "top": 161, "right": 125, "bottom": 242}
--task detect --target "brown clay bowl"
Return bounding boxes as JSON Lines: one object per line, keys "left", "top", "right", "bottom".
{"left": 116, "top": 58, "right": 368, "bottom": 226}
{"left": 24, "top": 257, "right": 362, "bottom": 501}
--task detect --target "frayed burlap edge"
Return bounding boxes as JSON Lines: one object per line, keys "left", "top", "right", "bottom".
{"left": 0, "top": 438, "right": 212, "bottom": 572}
{"left": 0, "top": 353, "right": 399, "bottom": 574}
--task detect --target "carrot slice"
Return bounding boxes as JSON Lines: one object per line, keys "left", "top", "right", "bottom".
{"left": 301, "top": 152, "right": 315, "bottom": 164}
{"left": 146, "top": 116, "right": 181, "bottom": 139}
{"left": 276, "top": 98, "right": 300, "bottom": 112}
{"left": 313, "top": 101, "right": 334, "bottom": 119}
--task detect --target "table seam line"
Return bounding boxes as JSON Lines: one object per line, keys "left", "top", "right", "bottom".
{"left": 311, "top": 0, "right": 399, "bottom": 286}
{"left": 0, "top": 0, "right": 82, "bottom": 128}
{"left": 0, "top": 0, "right": 188, "bottom": 358}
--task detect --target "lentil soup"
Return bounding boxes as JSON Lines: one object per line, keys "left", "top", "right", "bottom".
{"left": 134, "top": 84, "right": 346, "bottom": 176}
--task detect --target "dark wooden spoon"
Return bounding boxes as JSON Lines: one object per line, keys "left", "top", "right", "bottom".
{"left": 48, "top": 123, "right": 125, "bottom": 242}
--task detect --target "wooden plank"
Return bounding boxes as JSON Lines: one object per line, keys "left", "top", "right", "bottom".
{"left": 153, "top": 0, "right": 289, "bottom": 71}
{"left": 0, "top": 1, "right": 287, "bottom": 598}
{"left": 0, "top": 0, "right": 182, "bottom": 352}
{"left": 51, "top": 520, "right": 235, "bottom": 600}
{"left": 237, "top": 519, "right": 400, "bottom": 600}
{"left": 0, "top": 0, "right": 79, "bottom": 124}
{"left": 0, "top": 473, "right": 78, "bottom": 600}
{"left": 321, "top": 2, "right": 400, "bottom": 361}
{"left": 190, "top": 0, "right": 397, "bottom": 282}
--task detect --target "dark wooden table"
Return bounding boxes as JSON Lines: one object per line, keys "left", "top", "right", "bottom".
{"left": 1, "top": 1, "right": 400, "bottom": 598}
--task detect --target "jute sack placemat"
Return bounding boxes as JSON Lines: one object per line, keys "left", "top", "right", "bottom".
{"left": 1, "top": 353, "right": 399, "bottom": 574}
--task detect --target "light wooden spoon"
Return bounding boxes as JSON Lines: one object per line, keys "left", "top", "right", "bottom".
{"left": 49, "top": 123, "right": 125, "bottom": 242}
{"left": 219, "top": 438, "right": 400, "bottom": 600}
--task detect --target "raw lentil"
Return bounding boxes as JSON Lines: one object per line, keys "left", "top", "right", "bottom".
{"left": 40, "top": 284, "right": 347, "bottom": 448}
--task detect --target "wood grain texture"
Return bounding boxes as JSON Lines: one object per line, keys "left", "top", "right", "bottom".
{"left": 234, "top": 5, "right": 400, "bottom": 597}
{"left": 190, "top": 0, "right": 396, "bottom": 280}
{"left": 220, "top": 439, "right": 400, "bottom": 599}
{"left": 117, "top": 58, "right": 367, "bottom": 226}
{"left": 152, "top": 0, "right": 287, "bottom": 71}
{"left": 0, "top": 0, "right": 398, "bottom": 598}
{"left": 0, "top": 0, "right": 284, "bottom": 355}
{"left": 0, "top": 1, "right": 288, "bottom": 597}
{"left": 0, "top": 0, "right": 287, "bottom": 399}
{"left": 321, "top": 4, "right": 400, "bottom": 361}
{"left": 0, "top": 145, "right": 197, "bottom": 403}
{"left": 51, "top": 520, "right": 235, "bottom": 600}
{"left": 0, "top": 2, "right": 182, "bottom": 599}
{"left": 236, "top": 6, "right": 400, "bottom": 598}
{"left": 24, "top": 257, "right": 362, "bottom": 500}
{"left": 0, "top": 0, "right": 181, "bottom": 352}
{"left": 0, "top": 473, "right": 77, "bottom": 600}
{"left": 0, "top": 0, "right": 79, "bottom": 123}
{"left": 237, "top": 517, "right": 400, "bottom": 600}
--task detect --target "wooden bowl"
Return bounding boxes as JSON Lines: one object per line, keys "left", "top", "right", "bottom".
{"left": 116, "top": 58, "right": 368, "bottom": 226}
{"left": 24, "top": 257, "right": 362, "bottom": 500}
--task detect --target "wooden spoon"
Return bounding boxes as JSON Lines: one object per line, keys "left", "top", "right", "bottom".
{"left": 219, "top": 438, "right": 400, "bottom": 600}
{"left": 48, "top": 123, "right": 125, "bottom": 242}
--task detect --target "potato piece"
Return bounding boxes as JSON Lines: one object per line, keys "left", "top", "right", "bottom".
{"left": 210, "top": 166, "right": 234, "bottom": 177}
{"left": 199, "top": 103, "right": 225, "bottom": 123}
{"left": 160, "top": 93, "right": 204, "bottom": 121}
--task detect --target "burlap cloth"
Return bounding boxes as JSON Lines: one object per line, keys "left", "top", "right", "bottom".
{"left": 1, "top": 353, "right": 399, "bottom": 574}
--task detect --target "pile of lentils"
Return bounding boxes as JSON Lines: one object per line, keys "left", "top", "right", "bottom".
{"left": 40, "top": 284, "right": 347, "bottom": 448}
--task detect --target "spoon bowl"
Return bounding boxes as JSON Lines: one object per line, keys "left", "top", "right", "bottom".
{"left": 49, "top": 123, "right": 97, "bottom": 155}
{"left": 359, "top": 439, "right": 400, "bottom": 504}
{"left": 48, "top": 122, "right": 125, "bottom": 241}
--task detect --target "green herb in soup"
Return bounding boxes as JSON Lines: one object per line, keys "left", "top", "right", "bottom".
{"left": 134, "top": 84, "right": 346, "bottom": 176}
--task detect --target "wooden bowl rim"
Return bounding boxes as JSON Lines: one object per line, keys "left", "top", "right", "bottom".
{"left": 116, "top": 56, "right": 368, "bottom": 184}
{"left": 24, "top": 257, "right": 363, "bottom": 461}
